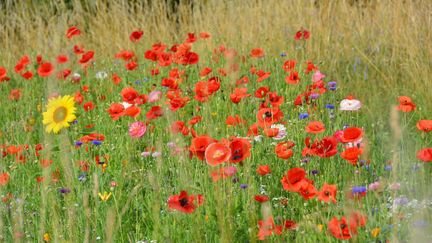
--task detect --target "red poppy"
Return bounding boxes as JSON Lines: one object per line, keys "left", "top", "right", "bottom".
{"left": 129, "top": 30, "right": 143, "bottom": 42}
{"left": 79, "top": 51, "right": 94, "bottom": 64}
{"left": 340, "top": 127, "right": 363, "bottom": 143}
{"left": 167, "top": 191, "right": 204, "bottom": 214}
{"left": 250, "top": 48, "right": 265, "bottom": 58}
{"left": 226, "top": 115, "right": 246, "bottom": 127}
{"left": 314, "top": 136, "right": 338, "bottom": 158}
{"left": 416, "top": 148, "right": 432, "bottom": 162}
{"left": 263, "top": 127, "right": 279, "bottom": 137}
{"left": 83, "top": 101, "right": 95, "bottom": 112}
{"left": 107, "top": 103, "right": 125, "bottom": 120}
{"left": 121, "top": 87, "right": 139, "bottom": 104}
{"left": 328, "top": 217, "right": 352, "bottom": 240}
{"left": 294, "top": 29, "right": 310, "bottom": 40}
{"left": 151, "top": 68, "right": 160, "bottom": 76}
{"left": 126, "top": 61, "right": 138, "bottom": 70}
{"left": 73, "top": 45, "right": 85, "bottom": 54}
{"left": 282, "top": 60, "right": 296, "bottom": 72}
{"left": 255, "top": 86, "right": 270, "bottom": 98}
{"left": 188, "top": 116, "right": 202, "bottom": 126}
{"left": 37, "top": 62, "right": 55, "bottom": 77}
{"left": 200, "top": 32, "right": 211, "bottom": 39}
{"left": 115, "top": 50, "right": 135, "bottom": 60}
{"left": 416, "top": 120, "right": 432, "bottom": 132}
{"left": 123, "top": 106, "right": 141, "bottom": 118}
{"left": 66, "top": 26, "right": 81, "bottom": 39}
{"left": 56, "top": 55, "right": 69, "bottom": 64}
{"left": 145, "top": 106, "right": 163, "bottom": 120}
{"left": 199, "top": 67, "right": 212, "bottom": 77}
{"left": 189, "top": 135, "right": 217, "bottom": 160}
{"left": 205, "top": 143, "right": 231, "bottom": 166}
{"left": 267, "top": 92, "right": 284, "bottom": 107}
{"left": 256, "top": 107, "right": 284, "bottom": 128}
{"left": 281, "top": 168, "right": 309, "bottom": 192}
{"left": 254, "top": 195, "right": 269, "bottom": 203}
{"left": 0, "top": 172, "right": 10, "bottom": 186}
{"left": 348, "top": 211, "right": 367, "bottom": 234}
{"left": 0, "top": 67, "right": 10, "bottom": 82}
{"left": 57, "top": 69, "right": 71, "bottom": 79}
{"left": 8, "top": 89, "right": 21, "bottom": 101}
{"left": 21, "top": 71, "right": 34, "bottom": 80}
{"left": 230, "top": 88, "right": 250, "bottom": 104}
{"left": 229, "top": 138, "right": 251, "bottom": 163}
{"left": 317, "top": 183, "right": 337, "bottom": 203}
{"left": 257, "top": 217, "right": 283, "bottom": 240}
{"left": 236, "top": 76, "right": 249, "bottom": 85}
{"left": 340, "top": 147, "right": 363, "bottom": 166}
{"left": 275, "top": 141, "right": 295, "bottom": 159}
{"left": 305, "top": 121, "right": 325, "bottom": 134}
{"left": 256, "top": 70, "right": 271, "bottom": 82}
{"left": 285, "top": 71, "right": 300, "bottom": 84}
{"left": 299, "top": 181, "right": 317, "bottom": 200}
{"left": 171, "top": 121, "right": 189, "bottom": 136}
{"left": 305, "top": 60, "right": 318, "bottom": 74}
{"left": 257, "top": 165, "right": 271, "bottom": 176}
{"left": 112, "top": 73, "right": 122, "bottom": 85}
{"left": 397, "top": 96, "right": 416, "bottom": 112}
{"left": 40, "top": 159, "right": 53, "bottom": 168}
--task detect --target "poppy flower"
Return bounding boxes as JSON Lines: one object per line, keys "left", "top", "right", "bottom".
{"left": 129, "top": 30, "right": 143, "bottom": 42}
{"left": 126, "top": 61, "right": 138, "bottom": 70}
{"left": 229, "top": 138, "right": 251, "bottom": 163}
{"left": 226, "top": 115, "right": 246, "bottom": 127}
{"left": 416, "top": 148, "right": 432, "bottom": 162}
{"left": 121, "top": 87, "right": 139, "bottom": 104}
{"left": 397, "top": 96, "right": 416, "bottom": 112}
{"left": 8, "top": 89, "right": 21, "bottom": 101}
{"left": 281, "top": 168, "right": 309, "bottom": 192}
{"left": 171, "top": 121, "right": 189, "bottom": 136}
{"left": 328, "top": 217, "right": 352, "bottom": 240}
{"left": 282, "top": 60, "right": 296, "bottom": 72}
{"left": 230, "top": 88, "right": 250, "bottom": 104}
{"left": 188, "top": 116, "right": 202, "bottom": 126}
{"left": 267, "top": 92, "right": 284, "bottom": 107}
{"left": 340, "top": 127, "right": 363, "bottom": 143}
{"left": 317, "top": 183, "right": 337, "bottom": 203}
{"left": 340, "top": 96, "right": 362, "bottom": 111}
{"left": 348, "top": 211, "right": 367, "bottom": 233}
{"left": 257, "top": 107, "right": 284, "bottom": 128}
{"left": 416, "top": 120, "right": 432, "bottom": 132}
{"left": 189, "top": 135, "right": 217, "bottom": 160}
{"left": 210, "top": 166, "right": 237, "bottom": 182}
{"left": 257, "top": 165, "right": 271, "bottom": 175}
{"left": 107, "top": 103, "right": 125, "bottom": 120}
{"left": 37, "top": 62, "right": 55, "bottom": 77}
{"left": 21, "top": 71, "right": 34, "bottom": 80}
{"left": 257, "top": 217, "right": 283, "bottom": 240}
{"left": 129, "top": 121, "right": 147, "bottom": 138}
{"left": 256, "top": 70, "right": 271, "bottom": 82}
{"left": 263, "top": 127, "right": 279, "bottom": 137}
{"left": 0, "top": 67, "right": 10, "bottom": 82}
{"left": 314, "top": 136, "right": 338, "bottom": 158}
{"left": 299, "top": 181, "right": 317, "bottom": 200}
{"left": 66, "top": 26, "right": 81, "bottom": 39}
{"left": 275, "top": 141, "right": 295, "bottom": 159}
{"left": 56, "top": 55, "right": 69, "bottom": 64}
{"left": 146, "top": 106, "right": 163, "bottom": 120}
{"left": 79, "top": 51, "right": 94, "bottom": 64}
{"left": 341, "top": 147, "right": 363, "bottom": 166}
{"left": 250, "top": 48, "right": 265, "bottom": 58}
{"left": 199, "top": 67, "right": 212, "bottom": 77}
{"left": 0, "top": 172, "right": 10, "bottom": 186}
{"left": 199, "top": 32, "right": 211, "bottom": 39}
{"left": 167, "top": 191, "right": 204, "bottom": 214}
{"left": 254, "top": 195, "right": 269, "bottom": 203}
{"left": 305, "top": 121, "right": 326, "bottom": 134}
{"left": 255, "top": 86, "right": 270, "bottom": 98}
{"left": 285, "top": 71, "right": 300, "bottom": 84}
{"left": 205, "top": 142, "right": 231, "bottom": 166}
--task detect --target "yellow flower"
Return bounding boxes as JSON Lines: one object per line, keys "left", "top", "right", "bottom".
{"left": 317, "top": 224, "right": 323, "bottom": 232}
{"left": 43, "top": 233, "right": 50, "bottom": 241}
{"left": 371, "top": 227, "right": 381, "bottom": 237}
{"left": 42, "top": 95, "right": 76, "bottom": 134}
{"left": 98, "top": 191, "right": 112, "bottom": 201}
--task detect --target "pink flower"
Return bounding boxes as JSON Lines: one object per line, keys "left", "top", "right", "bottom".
{"left": 368, "top": 181, "right": 380, "bottom": 191}
{"left": 148, "top": 90, "right": 162, "bottom": 102}
{"left": 312, "top": 71, "right": 325, "bottom": 82}
{"left": 129, "top": 121, "right": 147, "bottom": 138}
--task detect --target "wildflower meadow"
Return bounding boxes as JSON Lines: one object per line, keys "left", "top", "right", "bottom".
{"left": 0, "top": 0, "right": 431, "bottom": 242}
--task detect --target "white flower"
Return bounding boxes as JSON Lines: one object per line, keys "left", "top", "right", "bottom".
{"left": 340, "top": 98, "right": 361, "bottom": 111}
{"left": 72, "top": 72, "right": 81, "bottom": 81}
{"left": 122, "top": 102, "right": 132, "bottom": 109}
{"left": 95, "top": 71, "right": 108, "bottom": 80}
{"left": 271, "top": 124, "right": 287, "bottom": 140}
{"left": 254, "top": 135, "right": 263, "bottom": 142}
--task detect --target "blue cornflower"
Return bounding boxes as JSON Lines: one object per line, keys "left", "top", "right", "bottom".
{"left": 299, "top": 113, "right": 309, "bottom": 120}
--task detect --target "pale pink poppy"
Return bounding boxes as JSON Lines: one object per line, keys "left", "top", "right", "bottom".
{"left": 129, "top": 121, "right": 147, "bottom": 138}
{"left": 148, "top": 90, "right": 162, "bottom": 102}
{"left": 312, "top": 71, "right": 325, "bottom": 82}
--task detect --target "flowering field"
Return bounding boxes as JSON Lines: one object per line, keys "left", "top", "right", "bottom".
{"left": 0, "top": 0, "right": 431, "bottom": 242}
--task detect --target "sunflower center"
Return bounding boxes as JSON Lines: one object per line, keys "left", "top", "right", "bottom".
{"left": 53, "top": 107, "right": 68, "bottom": 123}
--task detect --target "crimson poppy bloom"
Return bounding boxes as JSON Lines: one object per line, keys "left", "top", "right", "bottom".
{"left": 199, "top": 67, "right": 212, "bottom": 77}
{"left": 275, "top": 141, "right": 295, "bottom": 159}
{"left": 0, "top": 67, "right": 10, "bottom": 82}
{"left": 328, "top": 217, "right": 352, "bottom": 240}
{"left": 282, "top": 60, "right": 296, "bottom": 72}
{"left": 189, "top": 135, "right": 217, "bottom": 160}
{"left": 340, "top": 147, "right": 363, "bottom": 166}
{"left": 0, "top": 172, "right": 10, "bottom": 186}
{"left": 121, "top": 87, "right": 139, "bottom": 104}
{"left": 417, "top": 148, "right": 432, "bottom": 162}
{"left": 230, "top": 88, "right": 250, "bottom": 104}
{"left": 256, "top": 165, "right": 271, "bottom": 176}
{"left": 129, "top": 30, "right": 143, "bottom": 42}
{"left": 79, "top": 51, "right": 94, "bottom": 64}
{"left": 66, "top": 26, "right": 81, "bottom": 39}
{"left": 397, "top": 96, "right": 416, "bottom": 112}
{"left": 83, "top": 102, "right": 95, "bottom": 112}
{"left": 285, "top": 71, "right": 300, "bottom": 84}
{"left": 126, "top": 61, "right": 138, "bottom": 70}
{"left": 229, "top": 138, "right": 251, "bottom": 163}
{"left": 317, "top": 183, "right": 337, "bottom": 203}
{"left": 255, "top": 86, "right": 270, "bottom": 98}
{"left": 281, "top": 168, "right": 309, "bottom": 192}
{"left": 254, "top": 195, "right": 269, "bottom": 203}
{"left": 417, "top": 120, "right": 432, "bottom": 132}
{"left": 37, "top": 62, "right": 55, "bottom": 77}
{"left": 305, "top": 121, "right": 326, "bottom": 134}
{"left": 340, "top": 127, "right": 363, "bottom": 143}
{"left": 250, "top": 48, "right": 265, "bottom": 58}
{"left": 299, "top": 181, "right": 317, "bottom": 200}
{"left": 146, "top": 106, "right": 163, "bottom": 120}
{"left": 107, "top": 103, "right": 125, "bottom": 120}
{"left": 167, "top": 191, "right": 204, "bottom": 214}
{"left": 205, "top": 142, "right": 231, "bottom": 166}
{"left": 257, "top": 107, "right": 284, "bottom": 128}
{"left": 171, "top": 121, "right": 189, "bottom": 136}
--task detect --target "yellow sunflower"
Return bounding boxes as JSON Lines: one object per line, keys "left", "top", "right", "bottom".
{"left": 42, "top": 95, "right": 76, "bottom": 134}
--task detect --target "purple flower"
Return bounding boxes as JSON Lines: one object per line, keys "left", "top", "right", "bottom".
{"left": 309, "top": 93, "right": 320, "bottom": 100}
{"left": 352, "top": 186, "right": 367, "bottom": 193}
{"left": 240, "top": 184, "right": 248, "bottom": 189}
{"left": 385, "top": 165, "right": 392, "bottom": 171}
{"left": 310, "top": 170, "right": 319, "bottom": 176}
{"left": 328, "top": 81, "right": 337, "bottom": 91}
{"left": 59, "top": 187, "right": 71, "bottom": 194}
{"left": 91, "top": 140, "right": 102, "bottom": 146}
{"left": 394, "top": 197, "right": 409, "bottom": 206}
{"left": 325, "top": 104, "right": 335, "bottom": 109}
{"left": 75, "top": 141, "right": 83, "bottom": 147}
